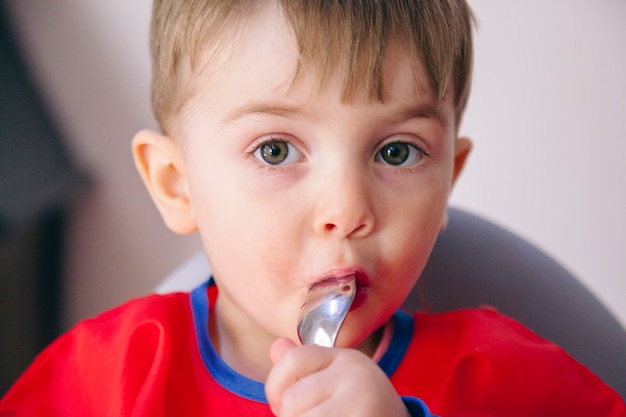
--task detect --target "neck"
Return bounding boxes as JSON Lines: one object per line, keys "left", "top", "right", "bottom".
{"left": 209, "top": 295, "right": 391, "bottom": 382}
{"left": 209, "top": 298, "right": 275, "bottom": 382}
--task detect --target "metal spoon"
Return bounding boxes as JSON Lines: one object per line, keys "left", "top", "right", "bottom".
{"left": 297, "top": 275, "right": 356, "bottom": 347}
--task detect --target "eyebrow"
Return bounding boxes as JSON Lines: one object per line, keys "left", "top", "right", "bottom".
{"left": 222, "top": 100, "right": 448, "bottom": 127}
{"left": 393, "top": 103, "right": 449, "bottom": 128}
{"left": 222, "top": 102, "right": 312, "bottom": 124}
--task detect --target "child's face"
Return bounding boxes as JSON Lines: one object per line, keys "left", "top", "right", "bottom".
{"left": 138, "top": 3, "right": 469, "bottom": 366}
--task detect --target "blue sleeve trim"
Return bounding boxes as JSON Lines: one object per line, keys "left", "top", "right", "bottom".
{"left": 402, "top": 396, "right": 437, "bottom": 417}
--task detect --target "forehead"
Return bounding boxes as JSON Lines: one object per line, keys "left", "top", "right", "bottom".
{"left": 185, "top": 2, "right": 451, "bottom": 124}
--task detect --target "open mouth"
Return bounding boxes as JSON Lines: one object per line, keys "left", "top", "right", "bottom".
{"left": 311, "top": 270, "right": 369, "bottom": 312}
{"left": 350, "top": 283, "right": 368, "bottom": 311}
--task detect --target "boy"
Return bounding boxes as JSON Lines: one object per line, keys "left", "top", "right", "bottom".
{"left": 2, "top": 0, "right": 624, "bottom": 416}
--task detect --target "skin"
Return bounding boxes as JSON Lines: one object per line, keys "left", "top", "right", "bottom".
{"left": 133, "top": 2, "right": 471, "bottom": 416}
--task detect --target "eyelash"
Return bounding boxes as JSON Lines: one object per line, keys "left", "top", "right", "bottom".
{"left": 248, "top": 136, "right": 303, "bottom": 168}
{"left": 374, "top": 139, "right": 431, "bottom": 168}
{"left": 248, "top": 136, "right": 431, "bottom": 168}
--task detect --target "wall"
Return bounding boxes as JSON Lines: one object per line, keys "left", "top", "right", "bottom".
{"left": 4, "top": 0, "right": 202, "bottom": 330}
{"left": 452, "top": 0, "right": 626, "bottom": 326}
{"left": 5, "top": 0, "right": 625, "bottom": 329}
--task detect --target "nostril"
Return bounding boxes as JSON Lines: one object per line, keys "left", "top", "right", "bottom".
{"left": 351, "top": 224, "right": 368, "bottom": 236}
{"left": 323, "top": 222, "right": 369, "bottom": 237}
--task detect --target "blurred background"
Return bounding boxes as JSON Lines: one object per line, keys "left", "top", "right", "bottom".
{"left": 1, "top": 0, "right": 624, "bottom": 392}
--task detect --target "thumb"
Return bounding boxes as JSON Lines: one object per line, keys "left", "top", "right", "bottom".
{"left": 270, "top": 337, "right": 298, "bottom": 365}
{"left": 267, "top": 338, "right": 299, "bottom": 416}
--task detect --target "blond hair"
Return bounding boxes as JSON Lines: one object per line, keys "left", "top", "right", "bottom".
{"left": 150, "top": 0, "right": 474, "bottom": 135}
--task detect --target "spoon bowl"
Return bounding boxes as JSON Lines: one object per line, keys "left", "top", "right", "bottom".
{"left": 297, "top": 275, "right": 356, "bottom": 347}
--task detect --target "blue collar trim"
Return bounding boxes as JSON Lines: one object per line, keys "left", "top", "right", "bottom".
{"left": 190, "top": 280, "right": 267, "bottom": 403}
{"left": 378, "top": 309, "right": 414, "bottom": 377}
{"left": 190, "top": 279, "right": 413, "bottom": 401}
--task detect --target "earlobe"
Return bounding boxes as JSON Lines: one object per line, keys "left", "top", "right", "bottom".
{"left": 131, "top": 130, "right": 197, "bottom": 234}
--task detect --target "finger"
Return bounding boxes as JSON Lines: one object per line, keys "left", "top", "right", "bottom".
{"left": 265, "top": 344, "right": 334, "bottom": 415}
{"left": 270, "top": 337, "right": 298, "bottom": 365}
{"left": 275, "top": 369, "right": 334, "bottom": 417}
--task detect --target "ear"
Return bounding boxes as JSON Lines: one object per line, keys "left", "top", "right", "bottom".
{"left": 452, "top": 136, "right": 472, "bottom": 187}
{"left": 131, "top": 130, "right": 197, "bottom": 234}
{"left": 441, "top": 136, "right": 473, "bottom": 232}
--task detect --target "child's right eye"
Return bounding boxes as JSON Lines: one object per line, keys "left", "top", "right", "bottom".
{"left": 253, "top": 139, "right": 302, "bottom": 165}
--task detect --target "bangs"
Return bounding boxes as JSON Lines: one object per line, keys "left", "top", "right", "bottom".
{"left": 151, "top": 0, "right": 473, "bottom": 134}
{"left": 282, "top": 0, "right": 473, "bottom": 110}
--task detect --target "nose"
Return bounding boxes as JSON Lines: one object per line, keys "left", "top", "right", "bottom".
{"left": 312, "top": 167, "right": 375, "bottom": 239}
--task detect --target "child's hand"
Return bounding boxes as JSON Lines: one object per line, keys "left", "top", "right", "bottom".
{"left": 265, "top": 338, "right": 411, "bottom": 417}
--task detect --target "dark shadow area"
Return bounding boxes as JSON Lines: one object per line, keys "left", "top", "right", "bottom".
{"left": 0, "top": 4, "right": 87, "bottom": 395}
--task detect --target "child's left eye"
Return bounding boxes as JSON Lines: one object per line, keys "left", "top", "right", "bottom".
{"left": 253, "top": 139, "right": 302, "bottom": 165}
{"left": 375, "top": 142, "right": 425, "bottom": 167}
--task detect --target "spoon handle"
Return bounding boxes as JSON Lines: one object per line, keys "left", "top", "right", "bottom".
{"left": 297, "top": 276, "right": 356, "bottom": 347}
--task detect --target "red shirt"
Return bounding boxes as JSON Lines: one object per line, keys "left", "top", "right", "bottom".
{"left": 1, "top": 281, "right": 624, "bottom": 416}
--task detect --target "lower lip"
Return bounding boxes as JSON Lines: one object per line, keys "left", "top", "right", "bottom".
{"left": 349, "top": 285, "right": 368, "bottom": 311}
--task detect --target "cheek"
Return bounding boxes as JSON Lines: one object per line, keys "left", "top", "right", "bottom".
{"left": 190, "top": 182, "right": 305, "bottom": 340}
{"left": 378, "top": 187, "right": 449, "bottom": 285}
{"left": 187, "top": 165, "right": 304, "bottom": 285}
